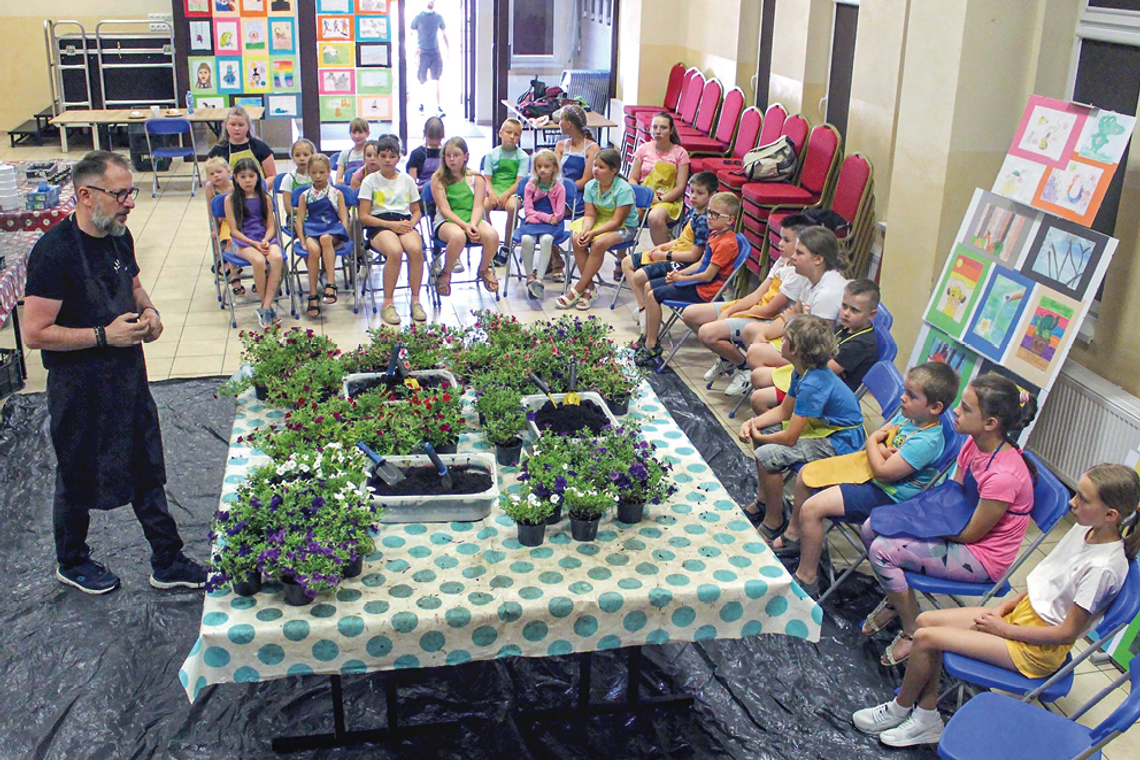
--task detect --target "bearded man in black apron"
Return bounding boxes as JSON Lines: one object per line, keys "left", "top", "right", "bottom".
{"left": 23, "top": 151, "right": 207, "bottom": 595}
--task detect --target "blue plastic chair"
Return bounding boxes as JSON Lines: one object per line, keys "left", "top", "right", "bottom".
{"left": 942, "top": 561, "right": 1140, "bottom": 708}
{"left": 420, "top": 181, "right": 499, "bottom": 306}
{"left": 290, "top": 184, "right": 360, "bottom": 314}
{"left": 936, "top": 653, "right": 1140, "bottom": 760}
{"left": 816, "top": 410, "right": 964, "bottom": 605}
{"left": 857, "top": 360, "right": 905, "bottom": 421}
{"left": 655, "top": 234, "right": 754, "bottom": 372}
{"left": 358, "top": 196, "right": 432, "bottom": 316}
{"left": 504, "top": 177, "right": 577, "bottom": 297}
{"left": 873, "top": 302, "right": 893, "bottom": 330}
{"left": 875, "top": 325, "right": 898, "bottom": 363}
{"left": 209, "top": 192, "right": 289, "bottom": 327}
{"left": 904, "top": 452, "right": 1071, "bottom": 605}
{"left": 145, "top": 117, "right": 200, "bottom": 197}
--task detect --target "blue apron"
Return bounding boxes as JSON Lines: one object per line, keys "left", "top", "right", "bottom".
{"left": 302, "top": 188, "right": 349, "bottom": 242}
{"left": 513, "top": 192, "right": 562, "bottom": 243}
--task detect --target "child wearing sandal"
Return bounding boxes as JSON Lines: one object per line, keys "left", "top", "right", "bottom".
{"left": 295, "top": 154, "right": 350, "bottom": 318}
{"left": 737, "top": 314, "right": 865, "bottom": 539}
{"left": 561, "top": 148, "right": 638, "bottom": 311}
{"left": 771, "top": 362, "right": 960, "bottom": 596}
{"left": 552, "top": 104, "right": 600, "bottom": 280}
{"left": 515, "top": 149, "right": 565, "bottom": 301}
{"left": 853, "top": 462, "right": 1138, "bottom": 748}
{"left": 430, "top": 136, "right": 500, "bottom": 296}
{"left": 859, "top": 373, "right": 1038, "bottom": 668}
{"left": 205, "top": 156, "right": 243, "bottom": 297}
{"left": 224, "top": 158, "right": 284, "bottom": 329}
{"left": 358, "top": 134, "right": 425, "bottom": 326}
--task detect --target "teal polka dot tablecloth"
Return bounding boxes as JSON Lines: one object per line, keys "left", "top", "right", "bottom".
{"left": 178, "top": 381, "right": 822, "bottom": 702}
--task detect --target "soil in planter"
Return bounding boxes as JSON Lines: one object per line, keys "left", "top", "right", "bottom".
{"left": 346, "top": 374, "right": 448, "bottom": 399}
{"left": 533, "top": 399, "right": 610, "bottom": 436}
{"left": 369, "top": 465, "right": 492, "bottom": 496}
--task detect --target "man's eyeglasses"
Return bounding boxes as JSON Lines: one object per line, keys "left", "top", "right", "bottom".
{"left": 86, "top": 186, "right": 140, "bottom": 204}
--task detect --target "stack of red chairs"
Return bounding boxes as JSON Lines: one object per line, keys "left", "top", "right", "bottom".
{"left": 715, "top": 104, "right": 791, "bottom": 195}
{"left": 692, "top": 105, "right": 763, "bottom": 174}
{"left": 681, "top": 87, "right": 745, "bottom": 160}
{"left": 621, "top": 65, "right": 695, "bottom": 164}
{"left": 632, "top": 75, "right": 715, "bottom": 146}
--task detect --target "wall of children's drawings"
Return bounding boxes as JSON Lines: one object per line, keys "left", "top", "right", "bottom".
{"left": 184, "top": 0, "right": 302, "bottom": 119}
{"left": 315, "top": 0, "right": 396, "bottom": 123}
{"left": 909, "top": 95, "right": 1130, "bottom": 437}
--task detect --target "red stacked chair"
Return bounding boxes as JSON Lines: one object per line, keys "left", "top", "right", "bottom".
{"left": 633, "top": 72, "right": 705, "bottom": 144}
{"left": 623, "top": 68, "right": 700, "bottom": 164}
{"left": 672, "top": 79, "right": 723, "bottom": 138}
{"left": 716, "top": 103, "right": 789, "bottom": 194}
{"left": 739, "top": 123, "right": 842, "bottom": 274}
{"left": 692, "top": 105, "right": 762, "bottom": 174}
{"left": 681, "top": 87, "right": 744, "bottom": 159}
{"left": 622, "top": 63, "right": 686, "bottom": 120}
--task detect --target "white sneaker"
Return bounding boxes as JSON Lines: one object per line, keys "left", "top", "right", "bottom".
{"left": 635, "top": 307, "right": 645, "bottom": 330}
{"left": 452, "top": 259, "right": 465, "bottom": 273}
{"left": 703, "top": 357, "right": 734, "bottom": 383}
{"left": 879, "top": 711, "right": 944, "bottom": 747}
{"left": 853, "top": 701, "right": 910, "bottom": 735}
{"left": 724, "top": 368, "right": 753, "bottom": 397}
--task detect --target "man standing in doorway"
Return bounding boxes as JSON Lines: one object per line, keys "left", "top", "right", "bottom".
{"left": 23, "top": 151, "right": 207, "bottom": 595}
{"left": 411, "top": 0, "right": 449, "bottom": 116}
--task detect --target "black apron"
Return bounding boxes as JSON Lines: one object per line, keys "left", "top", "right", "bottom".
{"left": 45, "top": 219, "right": 166, "bottom": 511}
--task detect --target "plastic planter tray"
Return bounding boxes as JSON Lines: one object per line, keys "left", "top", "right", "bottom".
{"left": 522, "top": 391, "right": 620, "bottom": 440}
{"left": 372, "top": 452, "right": 499, "bottom": 523}
{"left": 342, "top": 370, "right": 462, "bottom": 399}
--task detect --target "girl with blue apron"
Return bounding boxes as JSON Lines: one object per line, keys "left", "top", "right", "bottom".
{"left": 301, "top": 185, "right": 349, "bottom": 243}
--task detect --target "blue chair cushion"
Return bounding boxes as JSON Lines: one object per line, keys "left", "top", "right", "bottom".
{"left": 905, "top": 572, "right": 1011, "bottom": 598}
{"left": 937, "top": 692, "right": 1095, "bottom": 760}
{"left": 152, "top": 147, "right": 195, "bottom": 159}
{"left": 942, "top": 652, "right": 1073, "bottom": 703}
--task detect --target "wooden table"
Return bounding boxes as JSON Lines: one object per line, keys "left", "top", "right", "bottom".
{"left": 500, "top": 100, "right": 617, "bottom": 150}
{"left": 49, "top": 107, "right": 266, "bottom": 153}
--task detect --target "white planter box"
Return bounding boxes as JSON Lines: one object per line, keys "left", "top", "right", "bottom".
{"left": 522, "top": 391, "right": 620, "bottom": 440}
{"left": 342, "top": 370, "right": 461, "bottom": 399}
{"left": 372, "top": 452, "right": 498, "bottom": 523}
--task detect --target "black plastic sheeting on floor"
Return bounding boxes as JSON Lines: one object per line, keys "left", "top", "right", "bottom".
{"left": 0, "top": 376, "right": 937, "bottom": 760}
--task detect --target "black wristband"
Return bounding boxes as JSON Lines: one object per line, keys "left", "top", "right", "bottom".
{"left": 95, "top": 325, "right": 107, "bottom": 348}
{"left": 666, "top": 252, "right": 673, "bottom": 262}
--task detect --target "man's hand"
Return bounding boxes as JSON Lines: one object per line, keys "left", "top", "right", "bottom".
{"left": 140, "top": 308, "right": 163, "bottom": 343}
{"left": 105, "top": 312, "right": 149, "bottom": 347}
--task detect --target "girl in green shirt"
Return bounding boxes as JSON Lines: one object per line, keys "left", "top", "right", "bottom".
{"left": 431, "top": 137, "right": 500, "bottom": 296}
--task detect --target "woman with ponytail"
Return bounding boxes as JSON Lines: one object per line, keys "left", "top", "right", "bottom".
{"left": 852, "top": 461, "right": 1138, "bottom": 748}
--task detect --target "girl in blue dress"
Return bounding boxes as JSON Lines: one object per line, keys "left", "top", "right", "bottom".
{"left": 295, "top": 153, "right": 350, "bottom": 318}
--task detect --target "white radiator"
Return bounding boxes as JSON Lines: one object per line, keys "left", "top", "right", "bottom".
{"left": 1029, "top": 363, "right": 1140, "bottom": 489}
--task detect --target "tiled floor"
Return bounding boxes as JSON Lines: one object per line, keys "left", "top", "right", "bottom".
{"left": 1, "top": 137, "right": 1135, "bottom": 757}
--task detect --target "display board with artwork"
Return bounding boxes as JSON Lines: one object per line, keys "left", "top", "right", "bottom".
{"left": 184, "top": 0, "right": 301, "bottom": 118}
{"left": 315, "top": 0, "right": 396, "bottom": 123}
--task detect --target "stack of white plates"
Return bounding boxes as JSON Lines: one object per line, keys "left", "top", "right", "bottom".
{"left": 0, "top": 165, "right": 18, "bottom": 212}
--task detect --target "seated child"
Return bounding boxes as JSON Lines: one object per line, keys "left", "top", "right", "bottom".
{"left": 295, "top": 154, "right": 351, "bottom": 318}
{"left": 772, "top": 361, "right": 960, "bottom": 596}
{"left": 430, "top": 136, "right": 500, "bottom": 295}
{"left": 350, "top": 139, "right": 381, "bottom": 190}
{"left": 621, "top": 171, "right": 718, "bottom": 324}
{"left": 749, "top": 279, "right": 880, "bottom": 414}
{"left": 358, "top": 134, "right": 425, "bottom": 326}
{"left": 515, "top": 149, "right": 566, "bottom": 301}
{"left": 407, "top": 116, "right": 444, "bottom": 189}
{"left": 737, "top": 314, "right": 866, "bottom": 540}
{"left": 224, "top": 157, "right": 285, "bottom": 328}
{"left": 277, "top": 138, "right": 315, "bottom": 241}
{"left": 634, "top": 191, "right": 742, "bottom": 366}
{"left": 205, "top": 156, "right": 242, "bottom": 295}
{"left": 335, "top": 117, "right": 369, "bottom": 185}
{"left": 483, "top": 118, "right": 529, "bottom": 266}
{"left": 853, "top": 463, "right": 1137, "bottom": 748}
{"left": 692, "top": 213, "right": 811, "bottom": 385}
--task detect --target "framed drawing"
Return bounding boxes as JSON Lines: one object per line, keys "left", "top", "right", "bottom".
{"left": 319, "top": 69, "right": 356, "bottom": 95}
{"left": 270, "top": 57, "right": 298, "bottom": 91}
{"left": 243, "top": 56, "right": 270, "bottom": 92}
{"left": 214, "top": 19, "right": 240, "bottom": 54}
{"left": 185, "top": 0, "right": 212, "bottom": 17}
{"left": 234, "top": 95, "right": 265, "bottom": 110}
{"left": 242, "top": 0, "right": 267, "bottom": 14}
{"left": 357, "top": 41, "right": 391, "bottom": 67}
{"left": 320, "top": 41, "right": 355, "bottom": 66}
{"left": 356, "top": 14, "right": 389, "bottom": 41}
{"left": 358, "top": 95, "right": 392, "bottom": 120}
{"left": 357, "top": 68, "right": 392, "bottom": 94}
{"left": 320, "top": 95, "right": 357, "bottom": 122}
{"left": 189, "top": 21, "right": 212, "bottom": 52}
{"left": 992, "top": 154, "right": 1047, "bottom": 205}
{"left": 923, "top": 246, "right": 992, "bottom": 339}
{"left": 913, "top": 326, "right": 979, "bottom": 407}
{"left": 1020, "top": 215, "right": 1109, "bottom": 300}
{"left": 318, "top": 15, "right": 353, "bottom": 41}
{"left": 266, "top": 93, "right": 301, "bottom": 118}
{"left": 1005, "top": 287, "right": 1083, "bottom": 388}
{"left": 357, "top": 0, "right": 389, "bottom": 12}
{"left": 241, "top": 18, "right": 268, "bottom": 53}
{"left": 267, "top": 0, "right": 294, "bottom": 13}
{"left": 188, "top": 57, "right": 217, "bottom": 95}
{"left": 1007, "top": 95, "right": 1088, "bottom": 170}
{"left": 269, "top": 17, "right": 295, "bottom": 54}
{"left": 216, "top": 57, "right": 244, "bottom": 93}
{"left": 963, "top": 192, "right": 1037, "bottom": 265}
{"left": 962, "top": 266, "right": 1034, "bottom": 362}
{"left": 194, "top": 95, "right": 225, "bottom": 110}
{"left": 317, "top": 0, "right": 351, "bottom": 10}
{"left": 1032, "top": 156, "right": 1111, "bottom": 227}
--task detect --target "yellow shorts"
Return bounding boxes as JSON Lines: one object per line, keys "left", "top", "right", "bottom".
{"left": 1003, "top": 596, "right": 1070, "bottom": 678}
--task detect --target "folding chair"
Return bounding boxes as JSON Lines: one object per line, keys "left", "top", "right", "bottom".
{"left": 504, "top": 177, "right": 576, "bottom": 297}
{"left": 358, "top": 197, "right": 433, "bottom": 316}
{"left": 209, "top": 192, "right": 290, "bottom": 328}
{"left": 420, "top": 182, "right": 499, "bottom": 306}
{"left": 565, "top": 183, "right": 654, "bottom": 299}
{"left": 874, "top": 302, "right": 893, "bottom": 330}
{"left": 691, "top": 105, "right": 764, "bottom": 174}
{"left": 942, "top": 561, "right": 1140, "bottom": 708}
{"left": 145, "top": 117, "right": 200, "bottom": 197}
{"left": 654, "top": 233, "right": 753, "bottom": 372}
{"left": 289, "top": 184, "right": 360, "bottom": 315}
{"left": 682, "top": 87, "right": 745, "bottom": 157}
{"left": 936, "top": 653, "right": 1140, "bottom": 760}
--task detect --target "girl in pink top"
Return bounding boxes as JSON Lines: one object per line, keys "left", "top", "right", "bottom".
{"left": 859, "top": 374, "right": 1038, "bottom": 667}
{"left": 631, "top": 112, "right": 690, "bottom": 245}
{"left": 516, "top": 150, "right": 566, "bottom": 301}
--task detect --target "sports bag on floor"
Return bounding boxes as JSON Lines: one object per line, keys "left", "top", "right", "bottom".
{"left": 739, "top": 136, "right": 798, "bottom": 182}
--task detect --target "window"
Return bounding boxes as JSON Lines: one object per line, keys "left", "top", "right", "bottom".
{"left": 510, "top": 0, "right": 571, "bottom": 66}
{"left": 825, "top": 1, "right": 859, "bottom": 138}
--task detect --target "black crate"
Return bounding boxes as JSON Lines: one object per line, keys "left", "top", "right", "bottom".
{"left": 0, "top": 348, "right": 25, "bottom": 398}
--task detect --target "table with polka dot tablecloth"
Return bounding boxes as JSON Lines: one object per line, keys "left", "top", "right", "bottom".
{"left": 178, "top": 381, "right": 822, "bottom": 702}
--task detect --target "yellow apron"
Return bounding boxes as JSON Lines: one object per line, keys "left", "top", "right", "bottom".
{"left": 570, "top": 203, "right": 616, "bottom": 235}
{"left": 225, "top": 145, "right": 262, "bottom": 176}
{"left": 800, "top": 422, "right": 937, "bottom": 488}
{"left": 643, "top": 160, "right": 684, "bottom": 220}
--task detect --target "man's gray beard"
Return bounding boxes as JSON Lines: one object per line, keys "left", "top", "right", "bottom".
{"left": 91, "top": 205, "right": 128, "bottom": 236}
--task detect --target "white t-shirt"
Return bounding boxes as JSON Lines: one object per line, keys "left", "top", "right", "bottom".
{"left": 359, "top": 171, "right": 421, "bottom": 217}
{"left": 1027, "top": 522, "right": 1128, "bottom": 631}
{"left": 278, "top": 171, "right": 312, "bottom": 199}
{"left": 774, "top": 259, "right": 808, "bottom": 302}
{"left": 800, "top": 269, "right": 848, "bottom": 321}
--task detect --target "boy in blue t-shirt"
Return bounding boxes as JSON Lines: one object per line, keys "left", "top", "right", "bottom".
{"left": 484, "top": 118, "right": 530, "bottom": 264}
{"left": 770, "top": 361, "right": 960, "bottom": 596}
{"left": 739, "top": 314, "right": 866, "bottom": 550}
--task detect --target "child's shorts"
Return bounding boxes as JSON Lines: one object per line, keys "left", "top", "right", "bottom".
{"left": 610, "top": 226, "right": 639, "bottom": 245}
{"left": 838, "top": 482, "right": 895, "bottom": 521}
{"left": 650, "top": 278, "right": 705, "bottom": 305}
{"left": 1003, "top": 597, "right": 1070, "bottom": 678}
{"left": 753, "top": 424, "right": 837, "bottom": 473}
{"left": 365, "top": 212, "right": 413, "bottom": 243}
{"left": 638, "top": 261, "right": 681, "bottom": 280}
{"left": 724, "top": 317, "right": 756, "bottom": 344}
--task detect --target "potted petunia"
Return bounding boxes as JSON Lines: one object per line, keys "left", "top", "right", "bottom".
{"left": 501, "top": 483, "right": 555, "bottom": 546}
{"left": 599, "top": 424, "right": 678, "bottom": 523}
{"left": 562, "top": 478, "right": 617, "bottom": 541}
{"left": 582, "top": 358, "right": 640, "bottom": 416}
{"left": 476, "top": 385, "right": 527, "bottom": 465}
{"left": 517, "top": 430, "right": 580, "bottom": 524}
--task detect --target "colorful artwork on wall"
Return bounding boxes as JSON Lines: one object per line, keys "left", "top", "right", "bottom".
{"left": 924, "top": 246, "right": 991, "bottom": 339}
{"left": 914, "top": 326, "right": 979, "bottom": 407}
{"left": 963, "top": 266, "right": 1033, "bottom": 361}
{"left": 316, "top": 0, "right": 397, "bottom": 122}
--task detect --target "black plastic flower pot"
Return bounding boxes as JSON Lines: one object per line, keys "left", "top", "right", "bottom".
{"left": 570, "top": 516, "right": 600, "bottom": 542}
{"left": 344, "top": 554, "right": 364, "bottom": 579}
{"left": 605, "top": 394, "right": 631, "bottom": 416}
{"left": 254, "top": 384, "right": 268, "bottom": 401}
{"left": 495, "top": 439, "right": 523, "bottom": 467}
{"left": 280, "top": 574, "right": 314, "bottom": 606}
{"left": 617, "top": 500, "right": 645, "bottom": 523}
{"left": 516, "top": 521, "right": 546, "bottom": 547}
{"left": 546, "top": 502, "right": 563, "bottom": 525}
{"left": 435, "top": 441, "right": 458, "bottom": 455}
{"left": 231, "top": 571, "right": 262, "bottom": 596}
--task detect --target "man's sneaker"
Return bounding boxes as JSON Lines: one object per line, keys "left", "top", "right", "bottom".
{"left": 703, "top": 357, "right": 735, "bottom": 384}
{"left": 853, "top": 701, "right": 911, "bottom": 735}
{"left": 57, "top": 559, "right": 121, "bottom": 595}
{"left": 634, "top": 344, "right": 663, "bottom": 368}
{"left": 492, "top": 246, "right": 510, "bottom": 266}
{"left": 879, "top": 711, "right": 944, "bottom": 747}
{"left": 150, "top": 554, "right": 208, "bottom": 590}
{"left": 724, "top": 368, "right": 753, "bottom": 397}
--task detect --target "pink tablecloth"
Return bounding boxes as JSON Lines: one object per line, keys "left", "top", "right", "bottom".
{"left": 0, "top": 161, "right": 75, "bottom": 233}
{"left": 0, "top": 230, "right": 41, "bottom": 321}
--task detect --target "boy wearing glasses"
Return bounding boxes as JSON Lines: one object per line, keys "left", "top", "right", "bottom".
{"left": 634, "top": 192, "right": 742, "bottom": 367}
{"left": 22, "top": 151, "right": 207, "bottom": 595}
